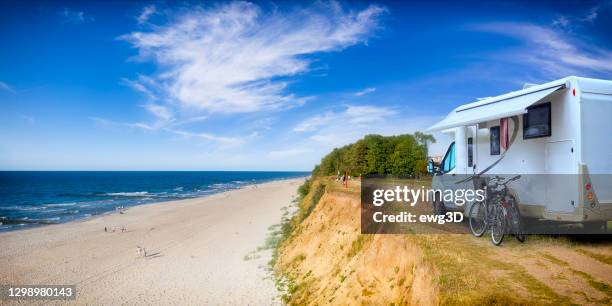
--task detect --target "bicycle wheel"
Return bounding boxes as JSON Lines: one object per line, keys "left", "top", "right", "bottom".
{"left": 507, "top": 197, "right": 525, "bottom": 243}
{"left": 490, "top": 207, "right": 506, "bottom": 246}
{"left": 468, "top": 201, "right": 487, "bottom": 237}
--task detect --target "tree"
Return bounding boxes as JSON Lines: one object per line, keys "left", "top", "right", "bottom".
{"left": 310, "top": 132, "right": 434, "bottom": 177}
{"left": 414, "top": 131, "right": 436, "bottom": 156}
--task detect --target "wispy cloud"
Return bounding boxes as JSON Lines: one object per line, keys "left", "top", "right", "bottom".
{"left": 553, "top": 0, "right": 611, "bottom": 28}
{"left": 120, "top": 1, "right": 386, "bottom": 114}
{"left": 267, "top": 148, "right": 312, "bottom": 158}
{"left": 290, "top": 105, "right": 439, "bottom": 161}
{"left": 90, "top": 116, "right": 245, "bottom": 146}
{"left": 293, "top": 112, "right": 335, "bottom": 132}
{"left": 293, "top": 105, "right": 396, "bottom": 132}
{"left": 60, "top": 8, "right": 94, "bottom": 24}
{"left": 472, "top": 22, "right": 612, "bottom": 76}
{"left": 90, "top": 117, "right": 156, "bottom": 131}
{"left": 0, "top": 81, "right": 15, "bottom": 93}
{"left": 121, "top": 76, "right": 158, "bottom": 101}
{"left": 142, "top": 103, "right": 173, "bottom": 122}
{"left": 163, "top": 128, "right": 246, "bottom": 146}
{"left": 354, "top": 87, "right": 376, "bottom": 96}
{"left": 137, "top": 5, "right": 157, "bottom": 24}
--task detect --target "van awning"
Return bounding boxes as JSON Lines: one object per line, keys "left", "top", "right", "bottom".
{"left": 428, "top": 84, "right": 565, "bottom": 131}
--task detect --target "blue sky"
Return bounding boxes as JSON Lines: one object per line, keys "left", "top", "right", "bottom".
{"left": 1, "top": 0, "right": 611, "bottom": 171}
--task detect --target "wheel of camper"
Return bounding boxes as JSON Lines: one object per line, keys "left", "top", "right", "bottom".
{"left": 432, "top": 195, "right": 446, "bottom": 215}
{"left": 468, "top": 201, "right": 487, "bottom": 237}
{"left": 490, "top": 206, "right": 506, "bottom": 246}
{"left": 583, "top": 221, "right": 608, "bottom": 234}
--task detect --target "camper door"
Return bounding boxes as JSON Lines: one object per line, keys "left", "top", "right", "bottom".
{"left": 434, "top": 142, "right": 471, "bottom": 211}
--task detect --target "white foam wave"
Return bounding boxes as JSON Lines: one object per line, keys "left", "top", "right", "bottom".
{"left": 106, "top": 191, "right": 149, "bottom": 197}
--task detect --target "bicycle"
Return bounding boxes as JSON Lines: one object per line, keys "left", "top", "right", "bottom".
{"left": 468, "top": 175, "right": 525, "bottom": 246}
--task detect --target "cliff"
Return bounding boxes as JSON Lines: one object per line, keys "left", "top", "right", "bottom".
{"left": 274, "top": 178, "right": 612, "bottom": 305}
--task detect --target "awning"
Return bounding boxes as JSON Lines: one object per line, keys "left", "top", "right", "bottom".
{"left": 428, "top": 84, "right": 565, "bottom": 131}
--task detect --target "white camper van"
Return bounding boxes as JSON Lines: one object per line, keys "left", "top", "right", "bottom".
{"left": 428, "top": 76, "right": 612, "bottom": 229}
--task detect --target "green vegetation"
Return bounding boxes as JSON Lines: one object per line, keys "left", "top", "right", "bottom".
{"left": 269, "top": 179, "right": 325, "bottom": 269}
{"left": 347, "top": 235, "right": 371, "bottom": 258}
{"left": 311, "top": 133, "right": 435, "bottom": 178}
{"left": 299, "top": 183, "right": 325, "bottom": 222}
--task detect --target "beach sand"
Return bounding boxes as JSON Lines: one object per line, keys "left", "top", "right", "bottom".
{"left": 0, "top": 178, "right": 305, "bottom": 305}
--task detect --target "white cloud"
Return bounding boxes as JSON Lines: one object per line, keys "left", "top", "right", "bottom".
{"left": 60, "top": 8, "right": 94, "bottom": 24}
{"left": 90, "top": 116, "right": 245, "bottom": 146}
{"left": 268, "top": 148, "right": 312, "bottom": 158}
{"left": 552, "top": 1, "right": 611, "bottom": 30}
{"left": 90, "top": 117, "right": 155, "bottom": 130}
{"left": 137, "top": 5, "right": 156, "bottom": 24}
{"left": 142, "top": 103, "right": 173, "bottom": 121}
{"left": 473, "top": 22, "right": 612, "bottom": 76}
{"left": 121, "top": 76, "right": 159, "bottom": 101}
{"left": 344, "top": 105, "right": 395, "bottom": 124}
{"left": 163, "top": 128, "right": 245, "bottom": 146}
{"left": 354, "top": 87, "right": 376, "bottom": 96}
{"left": 0, "top": 81, "right": 15, "bottom": 93}
{"left": 294, "top": 105, "right": 396, "bottom": 133}
{"left": 120, "top": 1, "right": 386, "bottom": 113}
{"left": 293, "top": 112, "right": 336, "bottom": 132}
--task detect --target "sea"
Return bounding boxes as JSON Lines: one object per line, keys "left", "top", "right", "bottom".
{"left": 0, "top": 171, "right": 308, "bottom": 232}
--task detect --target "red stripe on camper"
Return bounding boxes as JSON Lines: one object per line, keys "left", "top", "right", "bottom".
{"left": 500, "top": 118, "right": 509, "bottom": 151}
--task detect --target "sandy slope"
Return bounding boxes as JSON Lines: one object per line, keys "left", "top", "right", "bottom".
{"left": 0, "top": 178, "right": 304, "bottom": 305}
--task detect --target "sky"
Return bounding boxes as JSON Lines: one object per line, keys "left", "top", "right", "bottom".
{"left": 1, "top": 0, "right": 611, "bottom": 171}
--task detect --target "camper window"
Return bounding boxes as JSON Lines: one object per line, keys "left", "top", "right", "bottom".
{"left": 468, "top": 137, "right": 473, "bottom": 167}
{"left": 442, "top": 142, "right": 455, "bottom": 173}
{"left": 490, "top": 126, "right": 500, "bottom": 155}
{"left": 523, "top": 102, "right": 551, "bottom": 139}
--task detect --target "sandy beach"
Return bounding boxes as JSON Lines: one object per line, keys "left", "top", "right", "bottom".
{"left": 0, "top": 178, "right": 304, "bottom": 305}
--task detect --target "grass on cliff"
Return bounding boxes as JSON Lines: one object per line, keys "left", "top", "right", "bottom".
{"left": 265, "top": 178, "right": 328, "bottom": 303}
{"left": 268, "top": 179, "right": 326, "bottom": 269}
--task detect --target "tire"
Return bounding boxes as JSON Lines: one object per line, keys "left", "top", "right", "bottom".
{"left": 583, "top": 221, "right": 607, "bottom": 234}
{"left": 490, "top": 207, "right": 506, "bottom": 246}
{"left": 433, "top": 195, "right": 446, "bottom": 215}
{"left": 468, "top": 201, "right": 487, "bottom": 237}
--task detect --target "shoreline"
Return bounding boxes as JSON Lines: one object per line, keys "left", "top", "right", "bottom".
{"left": 0, "top": 175, "right": 309, "bottom": 235}
{"left": 0, "top": 177, "right": 306, "bottom": 304}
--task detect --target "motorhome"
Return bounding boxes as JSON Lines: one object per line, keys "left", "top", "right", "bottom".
{"left": 427, "top": 76, "right": 612, "bottom": 230}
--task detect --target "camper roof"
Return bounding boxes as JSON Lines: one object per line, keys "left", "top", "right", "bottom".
{"left": 428, "top": 77, "right": 571, "bottom": 132}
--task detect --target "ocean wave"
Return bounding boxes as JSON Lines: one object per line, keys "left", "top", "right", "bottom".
{"left": 0, "top": 205, "right": 47, "bottom": 211}
{"left": 45, "top": 202, "right": 76, "bottom": 207}
{"left": 106, "top": 191, "right": 150, "bottom": 197}
{"left": 209, "top": 183, "right": 237, "bottom": 189}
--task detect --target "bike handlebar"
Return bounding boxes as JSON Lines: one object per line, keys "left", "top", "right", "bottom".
{"left": 509, "top": 175, "right": 521, "bottom": 182}
{"left": 490, "top": 175, "right": 521, "bottom": 186}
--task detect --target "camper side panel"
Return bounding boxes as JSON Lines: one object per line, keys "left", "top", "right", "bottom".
{"left": 580, "top": 90, "right": 612, "bottom": 221}
{"left": 474, "top": 88, "right": 582, "bottom": 219}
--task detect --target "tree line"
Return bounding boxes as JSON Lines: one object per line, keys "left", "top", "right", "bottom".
{"left": 311, "top": 132, "right": 435, "bottom": 178}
